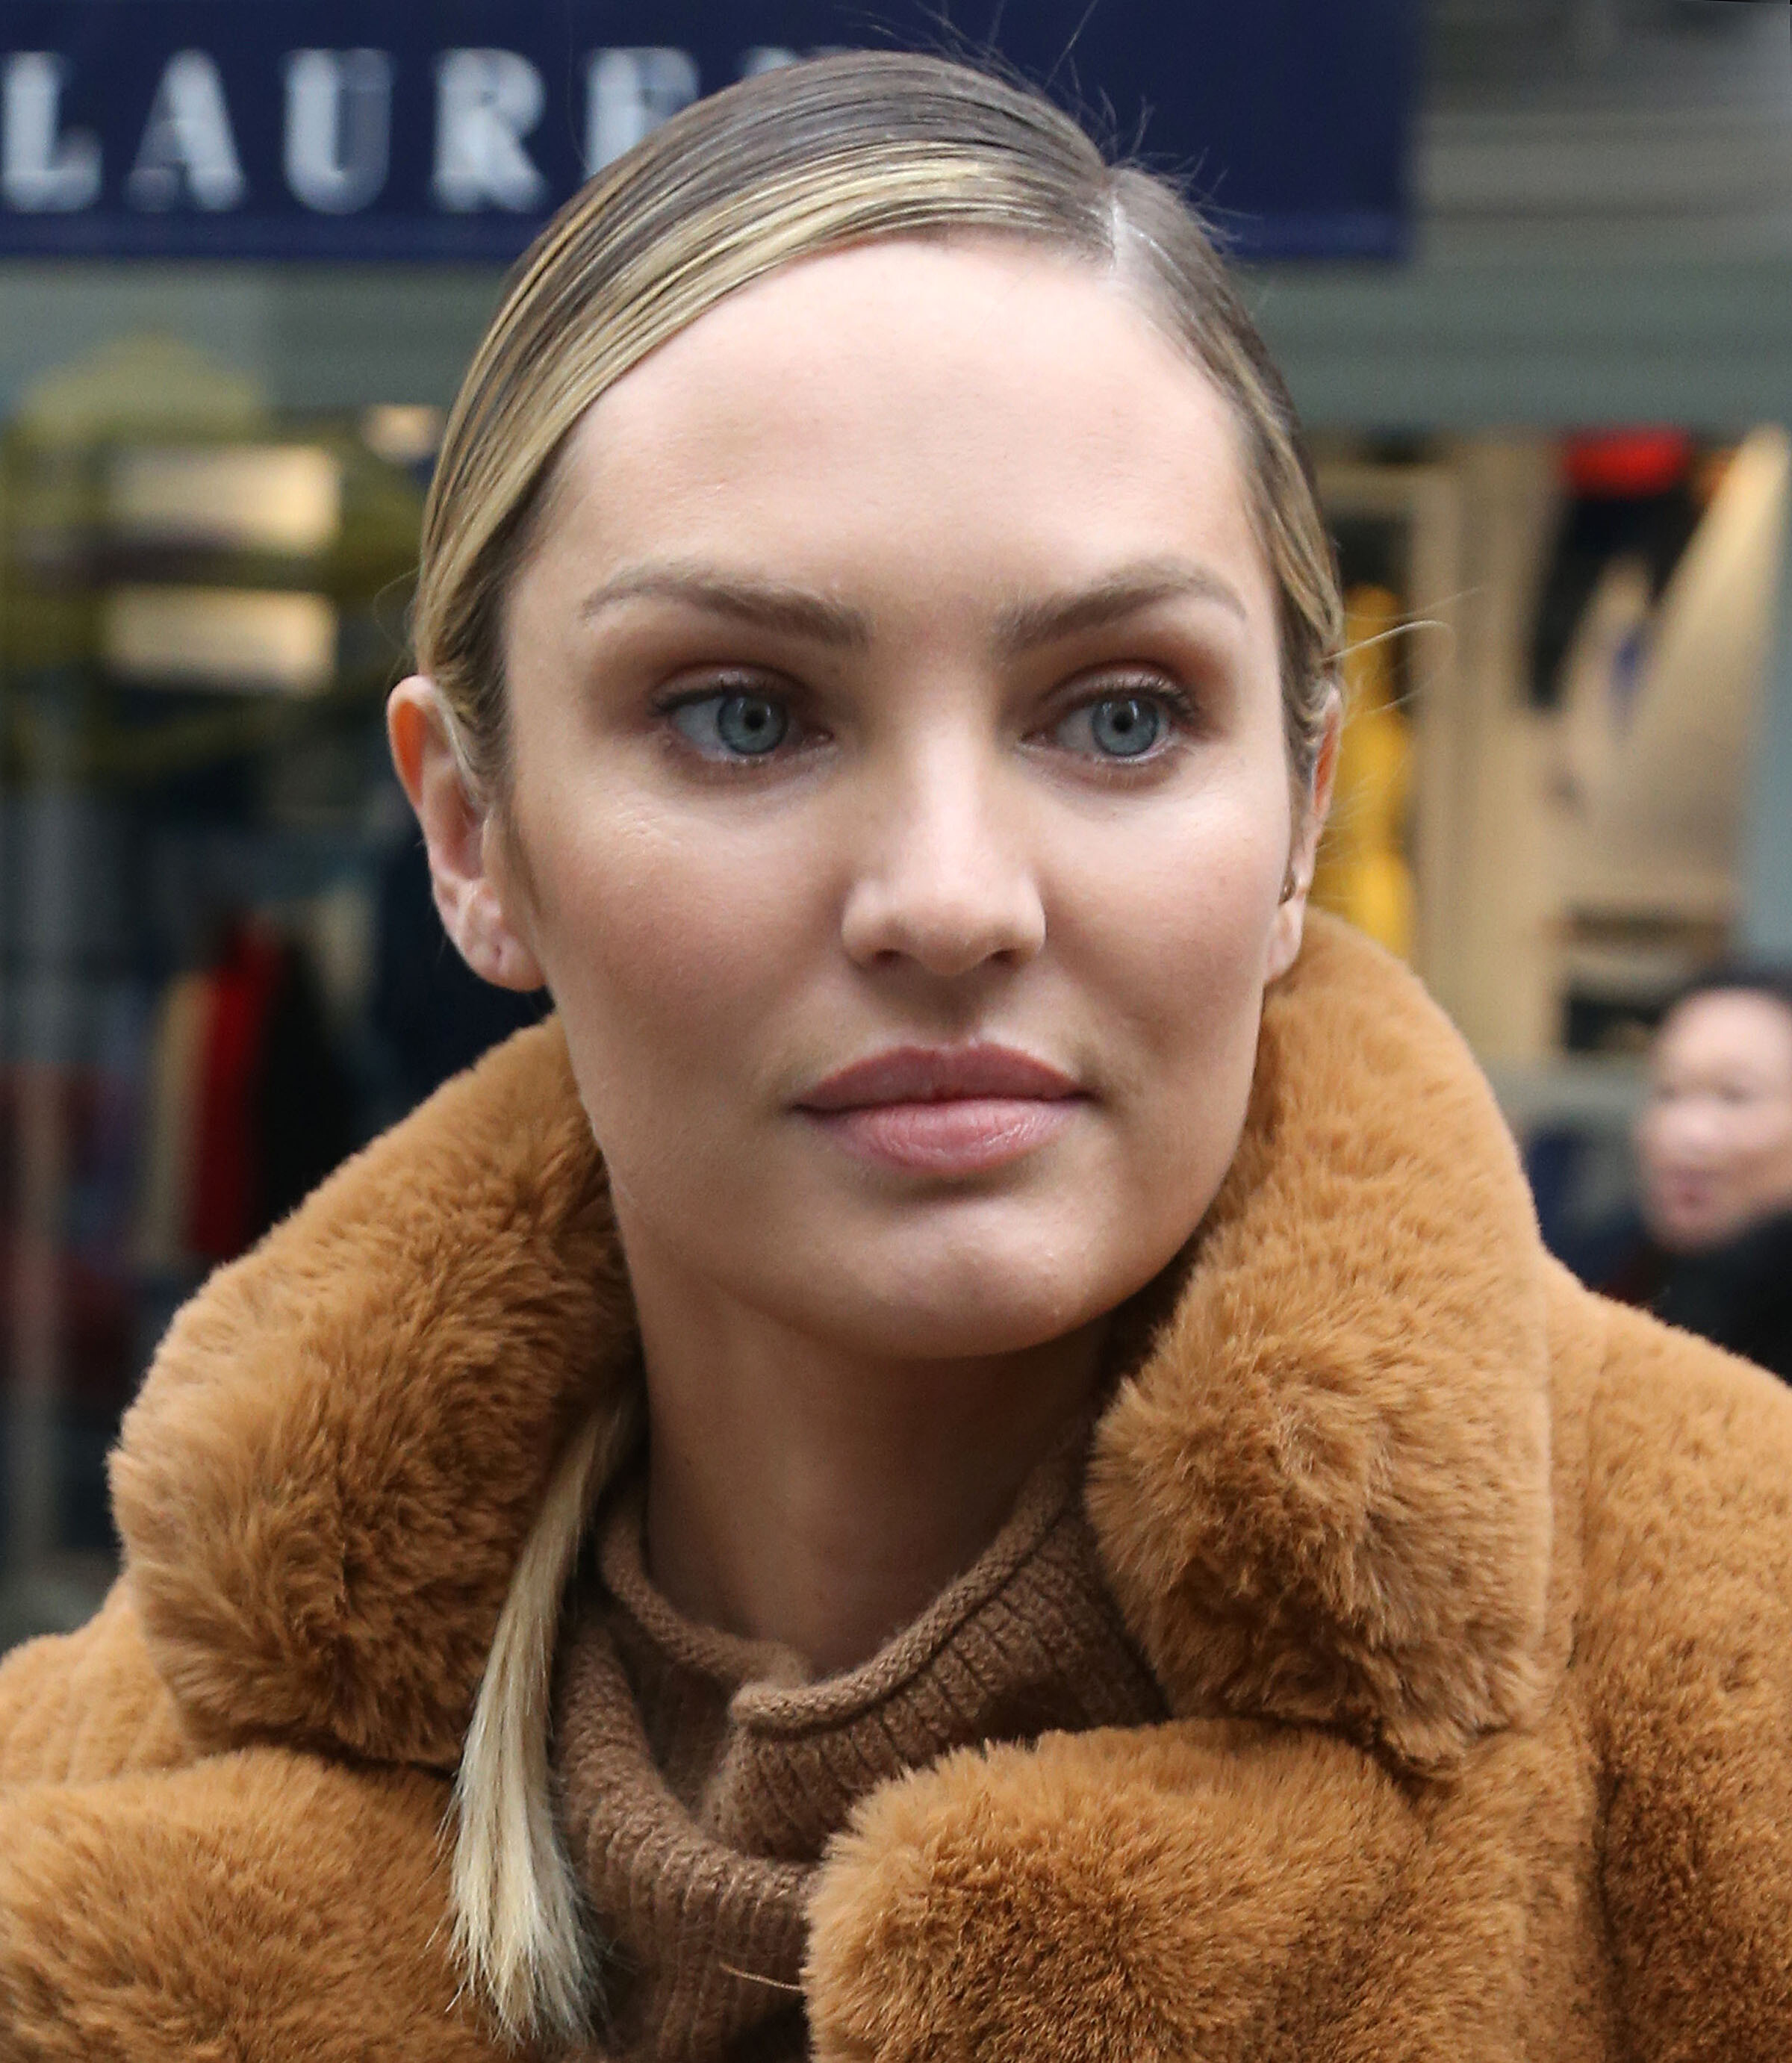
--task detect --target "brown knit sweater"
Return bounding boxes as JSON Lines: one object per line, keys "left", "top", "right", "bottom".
{"left": 552, "top": 1427, "right": 1168, "bottom": 2062}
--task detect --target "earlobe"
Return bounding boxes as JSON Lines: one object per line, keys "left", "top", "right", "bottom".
{"left": 1265, "top": 685, "right": 1342, "bottom": 986}
{"left": 450, "top": 870, "right": 549, "bottom": 992}
{"left": 385, "top": 677, "right": 547, "bottom": 994}
{"left": 1265, "top": 886, "right": 1308, "bottom": 983}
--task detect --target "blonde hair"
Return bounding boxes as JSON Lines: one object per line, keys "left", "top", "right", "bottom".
{"left": 427, "top": 50, "right": 1345, "bottom": 2047}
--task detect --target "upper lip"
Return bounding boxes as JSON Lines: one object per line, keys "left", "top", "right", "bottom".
{"left": 797, "top": 1044, "right": 1083, "bottom": 1111}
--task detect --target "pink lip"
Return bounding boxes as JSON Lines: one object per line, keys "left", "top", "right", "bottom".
{"left": 800, "top": 1044, "right": 1081, "bottom": 1110}
{"left": 795, "top": 1044, "right": 1085, "bottom": 1176}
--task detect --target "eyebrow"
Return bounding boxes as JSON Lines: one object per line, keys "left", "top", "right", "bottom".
{"left": 576, "top": 556, "right": 1247, "bottom": 655}
{"left": 992, "top": 560, "right": 1249, "bottom": 657}
{"left": 579, "top": 567, "right": 872, "bottom": 648}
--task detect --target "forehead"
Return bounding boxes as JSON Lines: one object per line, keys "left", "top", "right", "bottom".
{"left": 532, "top": 237, "right": 1270, "bottom": 624}
{"left": 1659, "top": 990, "right": 1792, "bottom": 1078}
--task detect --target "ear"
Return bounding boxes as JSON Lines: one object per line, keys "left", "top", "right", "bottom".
{"left": 1264, "top": 685, "right": 1343, "bottom": 984}
{"left": 386, "top": 677, "right": 547, "bottom": 992}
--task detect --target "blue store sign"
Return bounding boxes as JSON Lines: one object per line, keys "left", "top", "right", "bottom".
{"left": 0, "top": 1, "right": 1414, "bottom": 262}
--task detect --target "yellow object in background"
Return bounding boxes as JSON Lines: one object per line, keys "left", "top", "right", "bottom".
{"left": 1310, "top": 583, "right": 1416, "bottom": 960}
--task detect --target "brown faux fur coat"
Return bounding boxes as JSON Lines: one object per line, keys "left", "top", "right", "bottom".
{"left": 4, "top": 915, "right": 1792, "bottom": 2059}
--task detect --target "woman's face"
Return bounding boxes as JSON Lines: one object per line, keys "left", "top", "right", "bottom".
{"left": 409, "top": 238, "right": 1328, "bottom": 1360}
{"left": 1638, "top": 989, "right": 1792, "bottom": 1253}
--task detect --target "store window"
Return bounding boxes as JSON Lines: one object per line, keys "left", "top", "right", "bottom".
{"left": 1312, "top": 425, "right": 1790, "bottom": 1294}
{"left": 0, "top": 333, "right": 544, "bottom": 1646}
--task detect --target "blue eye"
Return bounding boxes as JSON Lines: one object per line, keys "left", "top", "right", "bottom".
{"left": 672, "top": 691, "right": 791, "bottom": 758}
{"left": 1056, "top": 694, "right": 1168, "bottom": 759}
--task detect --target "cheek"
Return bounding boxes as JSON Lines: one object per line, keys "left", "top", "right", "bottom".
{"left": 1718, "top": 1116, "right": 1760, "bottom": 1168}
{"left": 1735, "top": 1104, "right": 1792, "bottom": 1183}
{"left": 1636, "top": 1109, "right": 1676, "bottom": 1166}
{"left": 512, "top": 788, "right": 826, "bottom": 1123}
{"left": 1636, "top": 1136, "right": 1669, "bottom": 1207}
{"left": 1066, "top": 776, "right": 1289, "bottom": 1070}
{"left": 1646, "top": 1115, "right": 1722, "bottom": 1201}
{"left": 1045, "top": 769, "right": 1288, "bottom": 1234}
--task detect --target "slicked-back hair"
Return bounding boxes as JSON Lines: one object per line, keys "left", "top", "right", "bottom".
{"left": 426, "top": 51, "right": 1345, "bottom": 2047}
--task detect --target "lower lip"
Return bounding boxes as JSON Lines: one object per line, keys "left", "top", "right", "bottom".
{"left": 803, "top": 1097, "right": 1080, "bottom": 1175}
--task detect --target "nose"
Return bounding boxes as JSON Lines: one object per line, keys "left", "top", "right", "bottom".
{"left": 839, "top": 735, "right": 1046, "bottom": 978}
{"left": 1652, "top": 1095, "right": 1723, "bottom": 1163}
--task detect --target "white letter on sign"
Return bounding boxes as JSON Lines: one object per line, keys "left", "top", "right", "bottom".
{"left": 285, "top": 49, "right": 392, "bottom": 214}
{"left": 125, "top": 49, "right": 246, "bottom": 211}
{"left": 432, "top": 49, "right": 547, "bottom": 211}
{"left": 585, "top": 49, "right": 698, "bottom": 170}
{"left": 2, "top": 53, "right": 101, "bottom": 211}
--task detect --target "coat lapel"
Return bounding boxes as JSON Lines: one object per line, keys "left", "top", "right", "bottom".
{"left": 111, "top": 915, "right": 1554, "bottom": 1779}
{"left": 1088, "top": 919, "right": 1554, "bottom": 1773}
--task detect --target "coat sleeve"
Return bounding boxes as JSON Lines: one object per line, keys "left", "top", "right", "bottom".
{"left": 0, "top": 1741, "right": 523, "bottom": 2061}
{"left": 1582, "top": 1303, "right": 1792, "bottom": 2060}
{"left": 0, "top": 1581, "right": 191, "bottom": 1788}
{"left": 0, "top": 1586, "right": 531, "bottom": 2061}
{"left": 804, "top": 1717, "right": 1428, "bottom": 2063}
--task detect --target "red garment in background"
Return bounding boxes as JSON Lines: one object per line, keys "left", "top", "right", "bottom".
{"left": 1561, "top": 428, "right": 1693, "bottom": 500}
{"left": 186, "top": 924, "right": 284, "bottom": 1263}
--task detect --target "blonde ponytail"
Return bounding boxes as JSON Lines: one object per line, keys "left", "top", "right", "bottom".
{"left": 449, "top": 1395, "right": 638, "bottom": 2045}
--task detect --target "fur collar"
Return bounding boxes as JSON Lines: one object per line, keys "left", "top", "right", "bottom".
{"left": 111, "top": 915, "right": 1552, "bottom": 1778}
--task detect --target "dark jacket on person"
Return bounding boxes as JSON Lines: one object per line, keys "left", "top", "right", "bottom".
{"left": 1652, "top": 1207, "right": 1792, "bottom": 1384}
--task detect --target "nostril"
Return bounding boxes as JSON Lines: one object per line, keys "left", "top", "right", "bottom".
{"left": 839, "top": 863, "right": 1046, "bottom": 977}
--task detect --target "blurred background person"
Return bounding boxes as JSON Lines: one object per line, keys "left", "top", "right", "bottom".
{"left": 1621, "top": 968, "right": 1792, "bottom": 1381}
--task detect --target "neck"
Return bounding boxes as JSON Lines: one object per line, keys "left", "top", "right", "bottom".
{"left": 620, "top": 1232, "right": 1110, "bottom": 1678}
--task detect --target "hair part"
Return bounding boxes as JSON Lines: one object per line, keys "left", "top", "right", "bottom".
{"left": 426, "top": 50, "right": 1345, "bottom": 2047}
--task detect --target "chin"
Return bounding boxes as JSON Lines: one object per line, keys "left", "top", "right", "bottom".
{"left": 801, "top": 1233, "right": 1156, "bottom": 1363}
{"left": 1658, "top": 1211, "right": 1734, "bottom": 1256}
{"left": 859, "top": 1301, "right": 1092, "bottom": 1363}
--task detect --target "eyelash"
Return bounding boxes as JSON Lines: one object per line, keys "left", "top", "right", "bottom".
{"left": 653, "top": 671, "right": 1201, "bottom": 768}
{"left": 654, "top": 674, "right": 816, "bottom": 768}
{"left": 1043, "top": 676, "right": 1201, "bottom": 768}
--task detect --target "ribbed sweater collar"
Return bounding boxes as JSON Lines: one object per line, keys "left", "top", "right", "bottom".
{"left": 553, "top": 1424, "right": 1166, "bottom": 2062}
